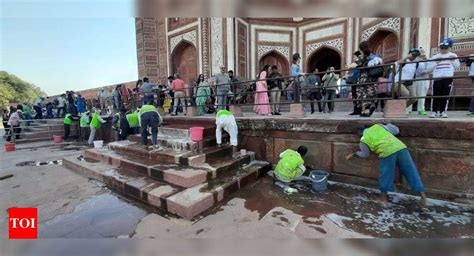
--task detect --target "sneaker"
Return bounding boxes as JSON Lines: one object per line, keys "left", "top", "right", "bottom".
{"left": 418, "top": 110, "right": 428, "bottom": 116}
{"left": 429, "top": 112, "right": 437, "bottom": 118}
{"left": 441, "top": 112, "right": 448, "bottom": 118}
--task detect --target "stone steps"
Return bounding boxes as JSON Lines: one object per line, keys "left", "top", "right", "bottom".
{"left": 64, "top": 147, "right": 270, "bottom": 219}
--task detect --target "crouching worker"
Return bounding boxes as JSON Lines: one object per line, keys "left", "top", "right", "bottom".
{"left": 88, "top": 108, "right": 107, "bottom": 146}
{"left": 80, "top": 111, "right": 91, "bottom": 142}
{"left": 63, "top": 113, "right": 79, "bottom": 141}
{"left": 126, "top": 109, "right": 140, "bottom": 135}
{"left": 139, "top": 104, "right": 163, "bottom": 149}
{"left": 113, "top": 108, "right": 130, "bottom": 141}
{"left": 216, "top": 109, "right": 238, "bottom": 157}
{"left": 274, "top": 146, "right": 308, "bottom": 184}
{"left": 346, "top": 124, "right": 427, "bottom": 206}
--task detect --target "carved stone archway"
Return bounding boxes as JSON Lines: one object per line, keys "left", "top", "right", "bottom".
{"left": 258, "top": 50, "right": 290, "bottom": 76}
{"left": 171, "top": 41, "right": 198, "bottom": 85}
{"left": 307, "top": 47, "right": 342, "bottom": 74}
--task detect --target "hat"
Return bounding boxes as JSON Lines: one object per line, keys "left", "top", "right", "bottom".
{"left": 439, "top": 38, "right": 454, "bottom": 48}
{"left": 409, "top": 48, "right": 420, "bottom": 54}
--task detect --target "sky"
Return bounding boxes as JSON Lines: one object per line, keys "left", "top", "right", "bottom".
{"left": 0, "top": 0, "right": 138, "bottom": 96}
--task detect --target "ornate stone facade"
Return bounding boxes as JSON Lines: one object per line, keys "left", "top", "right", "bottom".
{"left": 135, "top": 17, "right": 473, "bottom": 91}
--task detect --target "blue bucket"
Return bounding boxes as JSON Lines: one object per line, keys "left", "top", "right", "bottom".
{"left": 309, "top": 170, "right": 329, "bottom": 192}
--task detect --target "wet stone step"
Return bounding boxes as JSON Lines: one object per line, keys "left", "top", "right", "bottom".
{"left": 63, "top": 155, "right": 182, "bottom": 211}
{"left": 166, "top": 161, "right": 272, "bottom": 220}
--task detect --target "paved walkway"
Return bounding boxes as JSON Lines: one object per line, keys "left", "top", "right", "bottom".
{"left": 1, "top": 141, "right": 472, "bottom": 241}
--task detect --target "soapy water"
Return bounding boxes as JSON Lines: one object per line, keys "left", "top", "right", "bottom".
{"left": 16, "top": 160, "right": 63, "bottom": 167}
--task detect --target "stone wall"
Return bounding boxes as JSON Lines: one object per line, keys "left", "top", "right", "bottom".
{"left": 235, "top": 118, "right": 474, "bottom": 202}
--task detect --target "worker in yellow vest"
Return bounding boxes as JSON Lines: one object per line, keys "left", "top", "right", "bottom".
{"left": 88, "top": 108, "right": 107, "bottom": 145}
{"left": 216, "top": 109, "right": 238, "bottom": 157}
{"left": 274, "top": 146, "right": 308, "bottom": 183}
{"left": 346, "top": 124, "right": 427, "bottom": 206}
{"left": 126, "top": 109, "right": 140, "bottom": 135}
{"left": 138, "top": 104, "right": 163, "bottom": 149}
{"left": 63, "top": 113, "right": 79, "bottom": 141}
{"left": 80, "top": 111, "right": 91, "bottom": 142}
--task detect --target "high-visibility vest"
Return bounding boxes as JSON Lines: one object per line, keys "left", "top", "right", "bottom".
{"left": 80, "top": 114, "right": 89, "bottom": 128}
{"left": 275, "top": 149, "right": 304, "bottom": 182}
{"left": 216, "top": 110, "right": 233, "bottom": 117}
{"left": 139, "top": 105, "right": 158, "bottom": 115}
{"left": 90, "top": 113, "right": 102, "bottom": 128}
{"left": 126, "top": 112, "right": 139, "bottom": 127}
{"left": 64, "top": 114, "right": 72, "bottom": 125}
{"left": 360, "top": 124, "right": 407, "bottom": 158}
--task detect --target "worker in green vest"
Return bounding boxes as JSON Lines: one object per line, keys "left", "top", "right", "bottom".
{"left": 63, "top": 113, "right": 74, "bottom": 140}
{"left": 346, "top": 123, "right": 426, "bottom": 206}
{"left": 113, "top": 108, "right": 129, "bottom": 141}
{"left": 88, "top": 108, "right": 106, "bottom": 145}
{"left": 216, "top": 109, "right": 238, "bottom": 157}
{"left": 138, "top": 104, "right": 162, "bottom": 149}
{"left": 274, "top": 146, "right": 308, "bottom": 183}
{"left": 126, "top": 109, "right": 140, "bottom": 135}
{"left": 80, "top": 111, "right": 91, "bottom": 142}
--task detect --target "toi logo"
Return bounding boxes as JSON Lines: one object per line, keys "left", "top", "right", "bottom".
{"left": 8, "top": 208, "right": 38, "bottom": 239}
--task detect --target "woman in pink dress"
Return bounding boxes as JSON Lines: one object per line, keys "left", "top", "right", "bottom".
{"left": 254, "top": 65, "right": 272, "bottom": 115}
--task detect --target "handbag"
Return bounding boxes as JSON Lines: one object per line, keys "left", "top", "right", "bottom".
{"left": 368, "top": 66, "right": 384, "bottom": 78}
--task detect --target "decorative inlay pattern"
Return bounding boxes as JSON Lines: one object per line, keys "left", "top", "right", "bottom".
{"left": 362, "top": 18, "right": 401, "bottom": 41}
{"left": 257, "top": 45, "right": 290, "bottom": 61}
{"left": 170, "top": 30, "right": 197, "bottom": 53}
{"left": 211, "top": 17, "right": 224, "bottom": 75}
{"left": 306, "top": 38, "right": 343, "bottom": 57}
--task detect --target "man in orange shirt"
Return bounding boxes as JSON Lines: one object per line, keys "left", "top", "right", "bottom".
{"left": 170, "top": 73, "right": 186, "bottom": 116}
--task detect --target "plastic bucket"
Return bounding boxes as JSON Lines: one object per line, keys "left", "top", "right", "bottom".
{"left": 93, "top": 140, "right": 104, "bottom": 149}
{"left": 53, "top": 135, "right": 63, "bottom": 144}
{"left": 190, "top": 127, "right": 205, "bottom": 142}
{"left": 5, "top": 142, "right": 15, "bottom": 152}
{"left": 309, "top": 170, "right": 329, "bottom": 192}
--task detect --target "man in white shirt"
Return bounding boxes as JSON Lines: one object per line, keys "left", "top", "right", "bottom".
{"left": 393, "top": 48, "right": 424, "bottom": 113}
{"left": 425, "top": 38, "right": 460, "bottom": 118}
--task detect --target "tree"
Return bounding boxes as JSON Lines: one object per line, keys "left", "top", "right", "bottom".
{"left": 0, "top": 71, "right": 46, "bottom": 110}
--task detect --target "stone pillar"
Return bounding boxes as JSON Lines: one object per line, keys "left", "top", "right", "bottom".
{"left": 290, "top": 103, "right": 306, "bottom": 118}
{"left": 186, "top": 106, "right": 198, "bottom": 117}
{"left": 383, "top": 100, "right": 407, "bottom": 118}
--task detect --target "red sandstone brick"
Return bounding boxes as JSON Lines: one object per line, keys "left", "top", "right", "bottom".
{"left": 162, "top": 168, "right": 208, "bottom": 188}
{"left": 147, "top": 185, "right": 179, "bottom": 208}
{"left": 229, "top": 105, "right": 243, "bottom": 117}
{"left": 384, "top": 100, "right": 407, "bottom": 118}
{"left": 290, "top": 103, "right": 305, "bottom": 117}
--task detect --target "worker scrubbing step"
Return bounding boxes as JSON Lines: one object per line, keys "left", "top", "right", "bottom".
{"left": 215, "top": 109, "right": 239, "bottom": 158}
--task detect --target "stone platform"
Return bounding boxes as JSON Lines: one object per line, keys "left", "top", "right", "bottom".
{"left": 5, "top": 119, "right": 79, "bottom": 144}
{"left": 62, "top": 123, "right": 271, "bottom": 220}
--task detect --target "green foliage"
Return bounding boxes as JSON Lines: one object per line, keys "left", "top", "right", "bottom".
{"left": 0, "top": 71, "right": 46, "bottom": 110}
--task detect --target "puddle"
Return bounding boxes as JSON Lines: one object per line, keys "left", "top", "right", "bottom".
{"left": 16, "top": 160, "right": 62, "bottom": 167}
{"left": 39, "top": 193, "right": 148, "bottom": 238}
{"left": 229, "top": 177, "right": 474, "bottom": 238}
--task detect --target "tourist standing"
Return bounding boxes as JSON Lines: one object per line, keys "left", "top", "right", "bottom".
{"left": 56, "top": 94, "right": 67, "bottom": 118}
{"left": 22, "top": 103, "right": 33, "bottom": 126}
{"left": 195, "top": 74, "right": 211, "bottom": 115}
{"left": 66, "top": 91, "right": 77, "bottom": 115}
{"left": 466, "top": 54, "right": 474, "bottom": 117}
{"left": 425, "top": 38, "right": 461, "bottom": 118}
{"left": 253, "top": 65, "right": 272, "bottom": 115}
{"left": 6, "top": 106, "right": 21, "bottom": 142}
{"left": 113, "top": 85, "right": 122, "bottom": 111}
{"left": 414, "top": 48, "right": 430, "bottom": 115}
{"left": 215, "top": 66, "right": 231, "bottom": 110}
{"left": 97, "top": 88, "right": 109, "bottom": 113}
{"left": 45, "top": 98, "right": 54, "bottom": 119}
{"left": 33, "top": 97, "right": 45, "bottom": 119}
{"left": 348, "top": 51, "right": 362, "bottom": 115}
{"left": 393, "top": 48, "right": 424, "bottom": 114}
{"left": 306, "top": 68, "right": 322, "bottom": 114}
{"left": 76, "top": 94, "right": 86, "bottom": 114}
{"left": 170, "top": 74, "right": 186, "bottom": 116}
{"left": 290, "top": 53, "right": 305, "bottom": 103}
{"left": 357, "top": 41, "right": 383, "bottom": 117}
{"left": 268, "top": 65, "right": 284, "bottom": 115}
{"left": 322, "top": 67, "right": 338, "bottom": 113}
{"left": 228, "top": 70, "right": 242, "bottom": 104}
